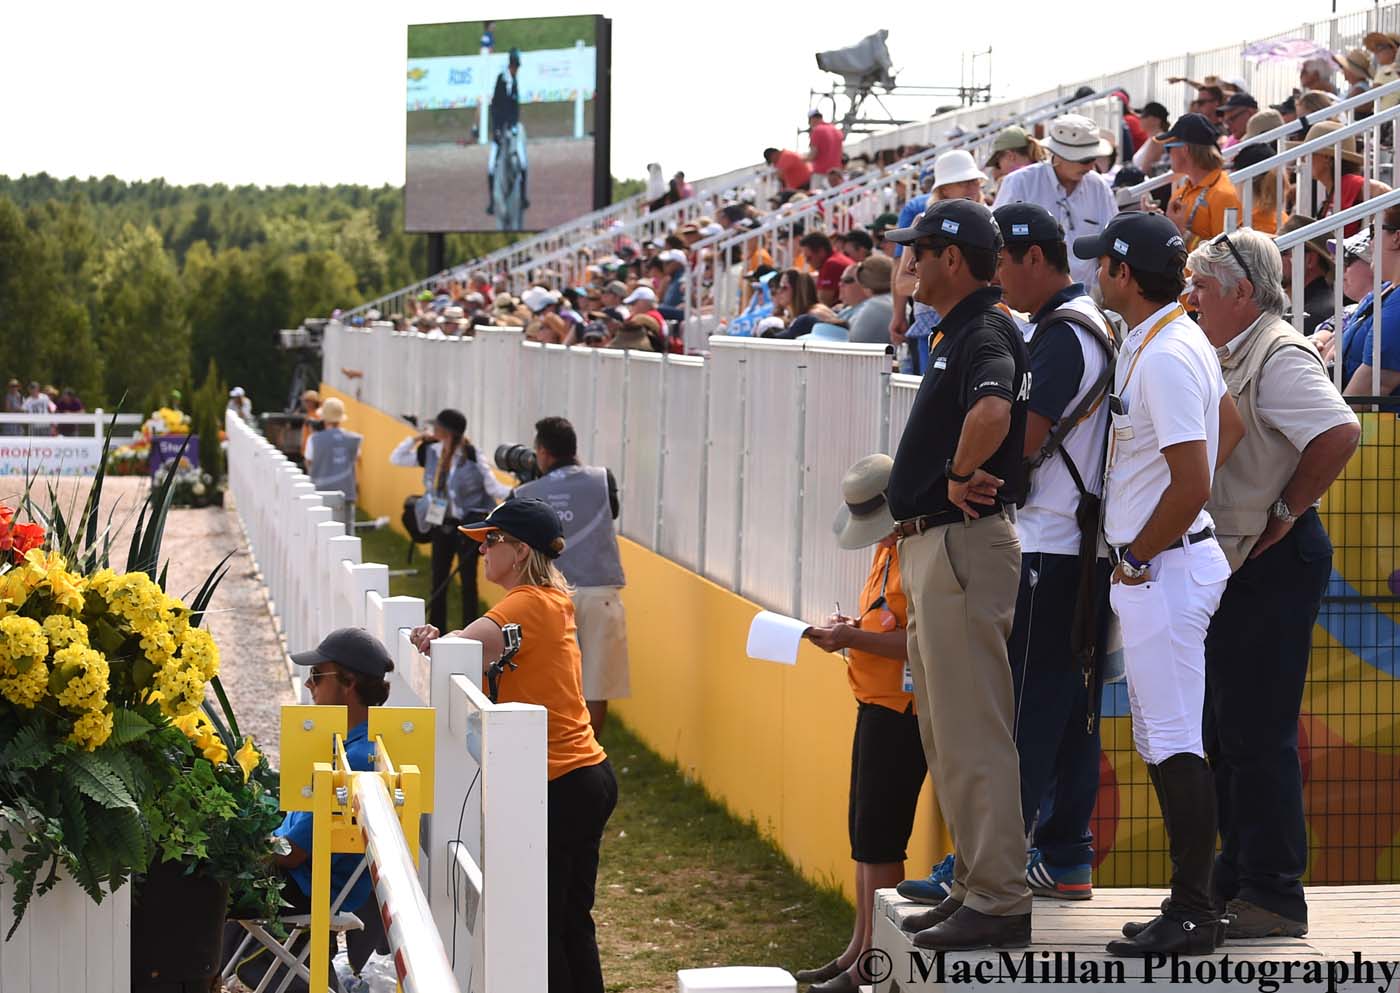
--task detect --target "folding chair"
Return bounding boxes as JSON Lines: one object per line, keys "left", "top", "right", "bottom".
{"left": 221, "top": 859, "right": 374, "bottom": 993}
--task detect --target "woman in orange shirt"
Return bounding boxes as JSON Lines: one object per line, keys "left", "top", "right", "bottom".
{"left": 794, "top": 454, "right": 926, "bottom": 993}
{"left": 411, "top": 498, "right": 615, "bottom": 993}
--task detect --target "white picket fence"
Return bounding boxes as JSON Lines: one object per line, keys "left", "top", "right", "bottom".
{"left": 225, "top": 411, "right": 547, "bottom": 993}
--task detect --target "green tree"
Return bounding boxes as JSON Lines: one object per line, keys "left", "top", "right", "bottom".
{"left": 91, "top": 223, "right": 190, "bottom": 411}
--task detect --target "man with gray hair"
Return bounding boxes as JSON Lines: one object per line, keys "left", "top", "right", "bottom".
{"left": 1299, "top": 56, "right": 1338, "bottom": 95}
{"left": 1183, "top": 228, "right": 1359, "bottom": 939}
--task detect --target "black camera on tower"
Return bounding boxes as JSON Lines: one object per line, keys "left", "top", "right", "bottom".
{"left": 495, "top": 443, "right": 541, "bottom": 482}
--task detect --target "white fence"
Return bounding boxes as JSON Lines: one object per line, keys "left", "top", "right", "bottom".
{"left": 225, "top": 412, "right": 547, "bottom": 993}
{"left": 0, "top": 411, "right": 144, "bottom": 477}
{"left": 327, "top": 324, "right": 903, "bottom": 624}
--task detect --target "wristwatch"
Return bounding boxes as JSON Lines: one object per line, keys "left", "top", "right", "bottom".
{"left": 1270, "top": 498, "right": 1298, "bottom": 525}
{"left": 1119, "top": 547, "right": 1151, "bottom": 580}
{"left": 944, "top": 459, "right": 974, "bottom": 484}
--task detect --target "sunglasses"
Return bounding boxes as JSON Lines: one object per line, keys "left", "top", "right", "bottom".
{"left": 1211, "top": 232, "right": 1255, "bottom": 287}
{"left": 306, "top": 669, "right": 342, "bottom": 684}
{"left": 840, "top": 277, "right": 858, "bottom": 284}
{"left": 482, "top": 531, "right": 514, "bottom": 547}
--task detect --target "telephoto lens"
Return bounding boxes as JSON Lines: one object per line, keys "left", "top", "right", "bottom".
{"left": 494, "top": 443, "right": 540, "bottom": 482}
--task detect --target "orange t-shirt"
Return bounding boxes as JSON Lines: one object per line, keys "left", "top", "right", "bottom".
{"left": 1169, "top": 169, "right": 1242, "bottom": 249}
{"left": 775, "top": 150, "right": 813, "bottom": 190}
{"left": 845, "top": 544, "right": 913, "bottom": 713}
{"left": 485, "top": 585, "right": 606, "bottom": 780}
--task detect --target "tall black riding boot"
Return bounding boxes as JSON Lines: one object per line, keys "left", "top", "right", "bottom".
{"left": 1109, "top": 754, "right": 1221, "bottom": 957}
{"left": 521, "top": 168, "right": 531, "bottom": 210}
{"left": 486, "top": 171, "right": 496, "bottom": 214}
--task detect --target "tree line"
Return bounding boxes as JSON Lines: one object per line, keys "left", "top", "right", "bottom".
{"left": 0, "top": 175, "right": 519, "bottom": 413}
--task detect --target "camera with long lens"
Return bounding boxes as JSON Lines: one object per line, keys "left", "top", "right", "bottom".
{"left": 494, "top": 443, "right": 540, "bottom": 482}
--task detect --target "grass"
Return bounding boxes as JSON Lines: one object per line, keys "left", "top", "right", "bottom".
{"left": 354, "top": 519, "right": 855, "bottom": 990}
{"left": 408, "top": 16, "right": 596, "bottom": 58}
{"left": 594, "top": 720, "right": 852, "bottom": 992}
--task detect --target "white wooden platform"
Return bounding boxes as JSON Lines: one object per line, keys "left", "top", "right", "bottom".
{"left": 870, "top": 886, "right": 1400, "bottom": 992}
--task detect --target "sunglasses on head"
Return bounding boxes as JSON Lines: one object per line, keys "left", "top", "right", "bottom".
{"left": 1211, "top": 232, "right": 1255, "bottom": 287}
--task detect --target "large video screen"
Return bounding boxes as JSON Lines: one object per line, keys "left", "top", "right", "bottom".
{"left": 405, "top": 15, "right": 610, "bottom": 234}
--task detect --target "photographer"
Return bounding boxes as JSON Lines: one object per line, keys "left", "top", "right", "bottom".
{"left": 511, "top": 416, "right": 627, "bottom": 733}
{"left": 409, "top": 500, "right": 616, "bottom": 993}
{"left": 389, "top": 408, "right": 509, "bottom": 631}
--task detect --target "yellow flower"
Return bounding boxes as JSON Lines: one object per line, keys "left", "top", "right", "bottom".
{"left": 201, "top": 738, "right": 229, "bottom": 765}
{"left": 0, "top": 658, "right": 48, "bottom": 708}
{"left": 179, "top": 627, "right": 220, "bottom": 681}
{"left": 0, "top": 615, "right": 47, "bottom": 672}
{"left": 172, "top": 710, "right": 204, "bottom": 739}
{"left": 235, "top": 737, "right": 261, "bottom": 782}
{"left": 45, "top": 568, "right": 85, "bottom": 612}
{"left": 52, "top": 645, "right": 109, "bottom": 712}
{"left": 68, "top": 709, "right": 113, "bottom": 751}
{"left": 43, "top": 615, "right": 90, "bottom": 651}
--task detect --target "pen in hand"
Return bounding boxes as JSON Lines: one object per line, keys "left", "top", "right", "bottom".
{"left": 835, "top": 601, "right": 849, "bottom": 660}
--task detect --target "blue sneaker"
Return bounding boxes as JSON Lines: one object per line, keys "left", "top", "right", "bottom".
{"left": 896, "top": 853, "right": 955, "bottom": 905}
{"left": 1025, "top": 847, "right": 1093, "bottom": 900}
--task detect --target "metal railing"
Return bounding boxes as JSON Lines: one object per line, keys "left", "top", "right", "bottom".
{"left": 225, "top": 412, "right": 548, "bottom": 993}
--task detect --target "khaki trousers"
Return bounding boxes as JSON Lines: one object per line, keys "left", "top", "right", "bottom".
{"left": 900, "top": 509, "right": 1031, "bottom": 916}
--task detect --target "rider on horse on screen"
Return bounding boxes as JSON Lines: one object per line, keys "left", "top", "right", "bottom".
{"left": 487, "top": 46, "right": 530, "bottom": 216}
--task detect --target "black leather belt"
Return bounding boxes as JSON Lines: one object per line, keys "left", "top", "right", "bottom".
{"left": 1111, "top": 526, "right": 1215, "bottom": 562}
{"left": 894, "top": 504, "right": 1013, "bottom": 538}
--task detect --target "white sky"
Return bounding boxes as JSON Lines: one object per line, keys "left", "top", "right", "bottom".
{"left": 0, "top": 0, "right": 1355, "bottom": 189}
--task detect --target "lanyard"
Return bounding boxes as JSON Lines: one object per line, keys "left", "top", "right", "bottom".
{"left": 1182, "top": 172, "right": 1222, "bottom": 242}
{"left": 1118, "top": 305, "right": 1184, "bottom": 394}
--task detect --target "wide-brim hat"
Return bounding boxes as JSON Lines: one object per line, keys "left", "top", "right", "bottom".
{"left": 1364, "top": 31, "right": 1400, "bottom": 52}
{"left": 1044, "top": 114, "right": 1114, "bottom": 162}
{"left": 832, "top": 454, "right": 896, "bottom": 550}
{"left": 319, "top": 397, "right": 346, "bottom": 423}
{"left": 932, "top": 149, "right": 988, "bottom": 188}
{"left": 1336, "top": 47, "right": 1375, "bottom": 79}
{"left": 1306, "top": 120, "right": 1365, "bottom": 163}
{"left": 1277, "top": 214, "right": 1334, "bottom": 270}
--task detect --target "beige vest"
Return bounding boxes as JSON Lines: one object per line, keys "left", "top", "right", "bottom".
{"left": 1208, "top": 313, "right": 1324, "bottom": 571}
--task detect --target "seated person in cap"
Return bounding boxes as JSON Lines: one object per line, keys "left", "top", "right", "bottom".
{"left": 1155, "top": 113, "right": 1240, "bottom": 250}
{"left": 1277, "top": 215, "right": 1337, "bottom": 334}
{"left": 227, "top": 628, "right": 393, "bottom": 991}
{"left": 1218, "top": 93, "right": 1258, "bottom": 149}
{"left": 411, "top": 500, "right": 617, "bottom": 993}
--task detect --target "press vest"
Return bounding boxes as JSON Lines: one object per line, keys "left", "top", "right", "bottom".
{"left": 515, "top": 464, "right": 626, "bottom": 588}
{"left": 1208, "top": 314, "right": 1324, "bottom": 572}
{"left": 424, "top": 443, "right": 496, "bottom": 521}
{"left": 309, "top": 427, "right": 362, "bottom": 501}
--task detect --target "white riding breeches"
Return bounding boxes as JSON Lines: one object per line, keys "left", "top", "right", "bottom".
{"left": 1110, "top": 539, "right": 1230, "bottom": 765}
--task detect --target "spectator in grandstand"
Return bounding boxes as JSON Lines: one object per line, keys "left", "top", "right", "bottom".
{"left": 795, "top": 454, "right": 923, "bottom": 993}
{"left": 770, "top": 268, "right": 821, "bottom": 336}
{"left": 1156, "top": 113, "right": 1240, "bottom": 251}
{"left": 1270, "top": 93, "right": 1298, "bottom": 123}
{"left": 411, "top": 499, "right": 618, "bottom": 993}
{"left": 870, "top": 212, "right": 900, "bottom": 254}
{"left": 304, "top": 396, "right": 362, "bottom": 526}
{"left": 1229, "top": 143, "right": 1287, "bottom": 235}
{"left": 229, "top": 628, "right": 392, "bottom": 993}
{"left": 226, "top": 387, "right": 252, "bottom": 423}
{"left": 658, "top": 249, "right": 688, "bottom": 309}
{"left": 846, "top": 255, "right": 895, "bottom": 345}
{"left": 1337, "top": 47, "right": 1376, "bottom": 116}
{"left": 884, "top": 199, "right": 1033, "bottom": 952}
{"left": 1296, "top": 89, "right": 1338, "bottom": 118}
{"left": 888, "top": 168, "right": 937, "bottom": 357}
{"left": 802, "top": 232, "right": 856, "bottom": 308}
{"left": 1336, "top": 205, "right": 1400, "bottom": 396}
{"left": 608, "top": 315, "right": 660, "bottom": 352}
{"left": 1308, "top": 121, "right": 1378, "bottom": 238}
{"left": 765, "top": 146, "right": 814, "bottom": 191}
{"left": 984, "top": 126, "right": 1043, "bottom": 184}
{"left": 1276, "top": 215, "right": 1336, "bottom": 333}
{"left": 993, "top": 114, "right": 1118, "bottom": 287}
{"left": 511, "top": 417, "right": 629, "bottom": 733}
{"left": 1130, "top": 102, "right": 1172, "bottom": 174}
{"left": 837, "top": 262, "right": 868, "bottom": 318}
{"left": 844, "top": 228, "right": 875, "bottom": 263}
{"left": 600, "top": 280, "right": 628, "bottom": 311}
{"left": 1189, "top": 84, "right": 1225, "bottom": 120}
{"left": 390, "top": 408, "right": 509, "bottom": 632}
{"left": 1218, "top": 92, "right": 1258, "bottom": 148}
{"left": 486, "top": 47, "right": 530, "bottom": 215}
{"left": 2, "top": 379, "right": 21, "bottom": 435}
{"left": 1300, "top": 55, "right": 1339, "bottom": 96}
{"left": 1366, "top": 31, "right": 1400, "bottom": 111}
{"left": 1185, "top": 229, "right": 1358, "bottom": 940}
{"left": 1311, "top": 230, "right": 1374, "bottom": 367}
{"left": 623, "top": 285, "right": 666, "bottom": 331}
{"left": 807, "top": 110, "right": 846, "bottom": 190}
{"left": 1113, "top": 92, "right": 1148, "bottom": 156}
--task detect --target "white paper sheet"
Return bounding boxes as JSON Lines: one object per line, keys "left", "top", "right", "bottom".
{"left": 746, "top": 610, "right": 811, "bottom": 665}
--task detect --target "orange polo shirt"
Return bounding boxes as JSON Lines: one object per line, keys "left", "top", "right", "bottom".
{"left": 846, "top": 544, "right": 914, "bottom": 713}
{"left": 1169, "top": 169, "right": 1242, "bottom": 248}
{"left": 486, "top": 585, "right": 607, "bottom": 780}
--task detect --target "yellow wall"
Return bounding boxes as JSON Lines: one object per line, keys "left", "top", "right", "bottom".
{"left": 329, "top": 385, "right": 950, "bottom": 902}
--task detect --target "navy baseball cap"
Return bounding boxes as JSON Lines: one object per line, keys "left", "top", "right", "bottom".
{"left": 1223, "top": 92, "right": 1259, "bottom": 111}
{"left": 460, "top": 498, "right": 565, "bottom": 558}
{"left": 885, "top": 199, "right": 1002, "bottom": 252}
{"left": 993, "top": 203, "right": 1064, "bottom": 245}
{"left": 291, "top": 627, "right": 393, "bottom": 678}
{"left": 1156, "top": 112, "right": 1220, "bottom": 148}
{"left": 1072, "top": 212, "right": 1186, "bottom": 275}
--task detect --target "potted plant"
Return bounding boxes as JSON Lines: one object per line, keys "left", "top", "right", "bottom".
{"left": 0, "top": 425, "right": 282, "bottom": 990}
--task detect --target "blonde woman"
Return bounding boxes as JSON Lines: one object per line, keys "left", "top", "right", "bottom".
{"left": 411, "top": 499, "right": 616, "bottom": 993}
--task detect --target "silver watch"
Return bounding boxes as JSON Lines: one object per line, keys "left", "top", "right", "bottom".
{"left": 1270, "top": 498, "right": 1298, "bottom": 525}
{"left": 1118, "top": 556, "right": 1151, "bottom": 580}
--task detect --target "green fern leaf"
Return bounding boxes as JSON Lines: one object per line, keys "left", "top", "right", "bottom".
{"left": 108, "top": 708, "right": 155, "bottom": 747}
{"left": 67, "top": 752, "right": 138, "bottom": 811}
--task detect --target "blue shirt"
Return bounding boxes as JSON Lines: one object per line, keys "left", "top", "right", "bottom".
{"left": 276, "top": 721, "right": 376, "bottom": 912}
{"left": 661, "top": 267, "right": 687, "bottom": 309}
{"left": 891, "top": 194, "right": 930, "bottom": 258}
{"left": 1027, "top": 283, "right": 1090, "bottom": 422}
{"left": 1340, "top": 283, "right": 1400, "bottom": 393}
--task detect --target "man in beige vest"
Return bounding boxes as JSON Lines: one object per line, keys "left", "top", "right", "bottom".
{"left": 1185, "top": 229, "right": 1360, "bottom": 939}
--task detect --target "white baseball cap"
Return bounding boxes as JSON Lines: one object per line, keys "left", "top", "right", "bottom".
{"left": 229, "top": 387, "right": 246, "bottom": 398}
{"left": 931, "top": 149, "right": 988, "bottom": 188}
{"left": 624, "top": 286, "right": 657, "bottom": 305}
{"left": 658, "top": 249, "right": 687, "bottom": 265}
{"left": 521, "top": 286, "right": 554, "bottom": 313}
{"left": 1045, "top": 114, "right": 1114, "bottom": 162}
